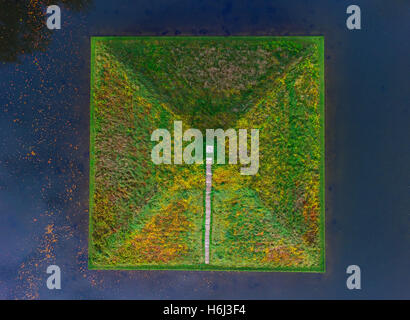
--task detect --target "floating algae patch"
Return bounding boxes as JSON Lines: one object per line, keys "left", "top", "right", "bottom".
{"left": 89, "top": 37, "right": 324, "bottom": 271}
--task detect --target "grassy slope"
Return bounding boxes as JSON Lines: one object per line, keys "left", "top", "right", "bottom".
{"left": 103, "top": 38, "right": 309, "bottom": 130}
{"left": 210, "top": 40, "right": 322, "bottom": 269}
{"left": 90, "top": 41, "right": 205, "bottom": 267}
{"left": 90, "top": 37, "right": 323, "bottom": 270}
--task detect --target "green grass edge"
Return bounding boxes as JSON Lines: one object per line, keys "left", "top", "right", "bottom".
{"left": 88, "top": 37, "right": 96, "bottom": 269}
{"left": 319, "top": 36, "right": 326, "bottom": 273}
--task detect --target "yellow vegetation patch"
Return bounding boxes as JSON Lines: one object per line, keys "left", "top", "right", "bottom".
{"left": 115, "top": 200, "right": 194, "bottom": 264}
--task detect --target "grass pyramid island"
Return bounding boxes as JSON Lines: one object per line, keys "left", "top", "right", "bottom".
{"left": 89, "top": 36, "right": 324, "bottom": 271}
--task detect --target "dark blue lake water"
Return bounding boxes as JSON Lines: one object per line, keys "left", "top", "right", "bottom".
{"left": 0, "top": 0, "right": 409, "bottom": 299}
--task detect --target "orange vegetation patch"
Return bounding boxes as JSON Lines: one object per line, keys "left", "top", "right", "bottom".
{"left": 262, "top": 245, "right": 305, "bottom": 266}
{"left": 116, "top": 200, "right": 193, "bottom": 264}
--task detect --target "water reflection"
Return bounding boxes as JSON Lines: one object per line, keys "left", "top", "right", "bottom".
{"left": 0, "top": 0, "right": 91, "bottom": 63}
